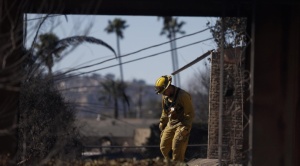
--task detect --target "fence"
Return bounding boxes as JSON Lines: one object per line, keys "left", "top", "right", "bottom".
{"left": 82, "top": 144, "right": 208, "bottom": 161}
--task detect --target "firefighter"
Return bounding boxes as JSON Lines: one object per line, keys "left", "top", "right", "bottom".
{"left": 155, "top": 75, "right": 195, "bottom": 163}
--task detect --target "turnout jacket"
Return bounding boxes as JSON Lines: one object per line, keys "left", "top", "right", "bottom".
{"left": 159, "top": 86, "right": 195, "bottom": 132}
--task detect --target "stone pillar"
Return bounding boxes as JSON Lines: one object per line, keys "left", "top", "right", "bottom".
{"left": 207, "top": 48, "right": 244, "bottom": 164}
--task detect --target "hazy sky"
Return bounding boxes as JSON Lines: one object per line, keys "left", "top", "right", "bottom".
{"left": 26, "top": 14, "right": 217, "bottom": 89}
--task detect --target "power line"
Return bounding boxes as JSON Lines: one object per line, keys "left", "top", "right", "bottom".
{"left": 58, "top": 85, "right": 102, "bottom": 91}
{"left": 57, "top": 78, "right": 151, "bottom": 92}
{"left": 68, "top": 101, "right": 129, "bottom": 112}
{"left": 61, "top": 55, "right": 114, "bottom": 71}
{"left": 77, "top": 107, "right": 140, "bottom": 126}
{"left": 52, "top": 28, "right": 212, "bottom": 78}
{"left": 54, "top": 37, "right": 214, "bottom": 81}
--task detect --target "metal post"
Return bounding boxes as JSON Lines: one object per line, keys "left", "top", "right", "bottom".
{"left": 218, "top": 17, "right": 225, "bottom": 166}
{"left": 172, "top": 35, "right": 181, "bottom": 87}
{"left": 170, "top": 38, "right": 177, "bottom": 85}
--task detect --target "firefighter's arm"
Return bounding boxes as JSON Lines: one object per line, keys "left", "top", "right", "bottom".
{"left": 159, "top": 98, "right": 168, "bottom": 131}
{"left": 159, "top": 112, "right": 168, "bottom": 131}
{"left": 179, "top": 92, "right": 195, "bottom": 134}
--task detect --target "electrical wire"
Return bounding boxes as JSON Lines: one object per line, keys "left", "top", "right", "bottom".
{"left": 54, "top": 37, "right": 214, "bottom": 81}
{"left": 58, "top": 85, "right": 102, "bottom": 91}
{"left": 52, "top": 27, "right": 212, "bottom": 78}
{"left": 75, "top": 105, "right": 139, "bottom": 126}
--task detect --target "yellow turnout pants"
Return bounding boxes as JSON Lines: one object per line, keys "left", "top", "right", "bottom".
{"left": 160, "top": 123, "right": 189, "bottom": 162}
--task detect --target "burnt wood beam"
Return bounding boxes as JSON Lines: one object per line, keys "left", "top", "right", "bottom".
{"left": 22, "top": 0, "right": 253, "bottom": 17}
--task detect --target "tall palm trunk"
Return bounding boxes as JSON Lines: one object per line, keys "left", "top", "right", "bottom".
{"left": 116, "top": 35, "right": 127, "bottom": 118}
{"left": 116, "top": 35, "right": 124, "bottom": 81}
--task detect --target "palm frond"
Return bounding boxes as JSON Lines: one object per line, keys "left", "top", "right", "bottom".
{"left": 49, "top": 36, "right": 117, "bottom": 58}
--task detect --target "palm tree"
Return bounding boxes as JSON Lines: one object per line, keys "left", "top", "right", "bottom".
{"left": 33, "top": 33, "right": 60, "bottom": 76}
{"left": 30, "top": 34, "right": 117, "bottom": 78}
{"left": 105, "top": 18, "right": 129, "bottom": 117}
{"left": 159, "top": 16, "right": 186, "bottom": 87}
{"left": 104, "top": 18, "right": 129, "bottom": 82}
{"left": 99, "top": 75, "right": 130, "bottom": 119}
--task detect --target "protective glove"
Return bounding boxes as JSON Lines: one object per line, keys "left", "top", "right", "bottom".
{"left": 180, "top": 127, "right": 189, "bottom": 136}
{"left": 159, "top": 122, "right": 166, "bottom": 131}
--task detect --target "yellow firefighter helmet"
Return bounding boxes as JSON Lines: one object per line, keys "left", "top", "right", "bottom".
{"left": 155, "top": 75, "right": 172, "bottom": 94}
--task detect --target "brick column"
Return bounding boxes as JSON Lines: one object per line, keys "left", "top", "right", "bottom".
{"left": 208, "top": 48, "right": 244, "bottom": 164}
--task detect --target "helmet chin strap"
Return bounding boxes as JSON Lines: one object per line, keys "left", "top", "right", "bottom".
{"left": 162, "top": 75, "right": 169, "bottom": 89}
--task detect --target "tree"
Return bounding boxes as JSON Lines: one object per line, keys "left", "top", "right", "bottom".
{"left": 33, "top": 33, "right": 60, "bottom": 76}
{"left": 17, "top": 76, "right": 82, "bottom": 165}
{"left": 159, "top": 16, "right": 186, "bottom": 87}
{"left": 208, "top": 17, "right": 247, "bottom": 49}
{"left": 105, "top": 18, "right": 129, "bottom": 117}
{"left": 19, "top": 30, "right": 118, "bottom": 164}
{"left": 99, "top": 75, "right": 130, "bottom": 119}
{"left": 104, "top": 18, "right": 129, "bottom": 82}
{"left": 29, "top": 35, "right": 117, "bottom": 78}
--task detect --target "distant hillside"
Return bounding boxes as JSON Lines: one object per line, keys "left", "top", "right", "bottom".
{"left": 56, "top": 74, "right": 161, "bottom": 119}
